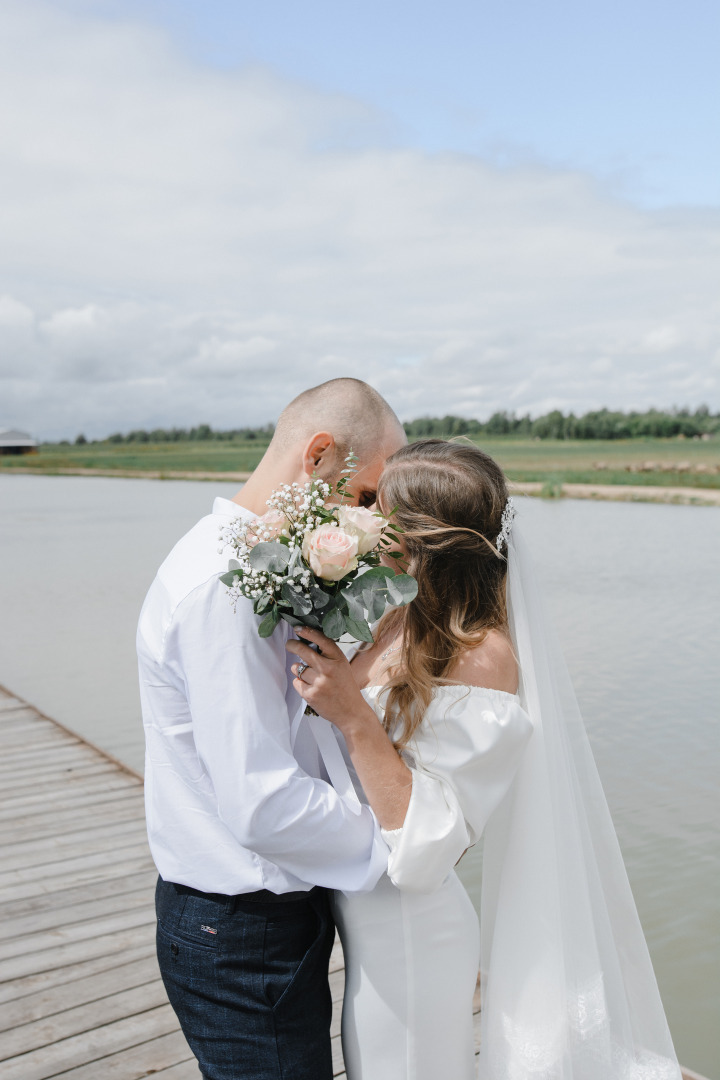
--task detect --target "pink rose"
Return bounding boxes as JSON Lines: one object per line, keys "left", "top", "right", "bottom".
{"left": 336, "top": 505, "right": 388, "bottom": 556}
{"left": 302, "top": 523, "right": 359, "bottom": 581}
{"left": 246, "top": 508, "right": 289, "bottom": 548}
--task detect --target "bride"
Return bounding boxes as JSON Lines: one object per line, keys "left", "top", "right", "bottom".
{"left": 287, "top": 439, "right": 681, "bottom": 1080}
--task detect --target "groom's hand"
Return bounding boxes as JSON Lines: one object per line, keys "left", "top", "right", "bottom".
{"left": 286, "top": 629, "right": 372, "bottom": 731}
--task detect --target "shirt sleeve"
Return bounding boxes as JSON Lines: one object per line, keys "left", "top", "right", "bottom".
{"left": 378, "top": 691, "right": 533, "bottom": 893}
{"left": 163, "top": 574, "right": 388, "bottom": 892}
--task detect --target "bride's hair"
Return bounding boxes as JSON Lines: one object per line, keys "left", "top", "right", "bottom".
{"left": 376, "top": 439, "right": 510, "bottom": 748}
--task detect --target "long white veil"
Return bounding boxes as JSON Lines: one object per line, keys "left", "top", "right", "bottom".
{"left": 478, "top": 515, "right": 681, "bottom": 1080}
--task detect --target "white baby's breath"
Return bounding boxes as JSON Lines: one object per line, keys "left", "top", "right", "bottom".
{"left": 218, "top": 452, "right": 416, "bottom": 642}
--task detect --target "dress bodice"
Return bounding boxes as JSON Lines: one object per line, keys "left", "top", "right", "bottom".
{"left": 361, "top": 683, "right": 533, "bottom": 892}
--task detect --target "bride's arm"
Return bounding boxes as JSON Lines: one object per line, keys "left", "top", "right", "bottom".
{"left": 286, "top": 628, "right": 412, "bottom": 830}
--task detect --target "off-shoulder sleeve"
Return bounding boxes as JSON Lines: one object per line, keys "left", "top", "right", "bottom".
{"left": 379, "top": 689, "right": 533, "bottom": 893}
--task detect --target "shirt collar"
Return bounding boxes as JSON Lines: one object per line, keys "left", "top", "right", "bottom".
{"left": 212, "top": 497, "right": 256, "bottom": 520}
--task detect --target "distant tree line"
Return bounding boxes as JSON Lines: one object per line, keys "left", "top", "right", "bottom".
{"left": 72, "top": 423, "right": 276, "bottom": 445}
{"left": 67, "top": 406, "right": 719, "bottom": 446}
{"left": 403, "top": 405, "right": 719, "bottom": 441}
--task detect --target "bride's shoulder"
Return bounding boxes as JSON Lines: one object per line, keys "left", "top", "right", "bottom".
{"left": 449, "top": 629, "right": 518, "bottom": 695}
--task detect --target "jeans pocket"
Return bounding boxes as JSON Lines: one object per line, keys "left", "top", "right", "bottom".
{"left": 156, "top": 879, "right": 228, "bottom": 950}
{"left": 262, "top": 897, "right": 330, "bottom": 1010}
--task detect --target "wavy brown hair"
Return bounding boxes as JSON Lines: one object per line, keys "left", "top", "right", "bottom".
{"left": 375, "top": 439, "right": 511, "bottom": 748}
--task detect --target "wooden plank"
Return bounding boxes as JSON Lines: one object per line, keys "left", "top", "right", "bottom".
{"left": 0, "top": 742, "right": 101, "bottom": 774}
{"left": 0, "top": 710, "right": 52, "bottom": 727}
{"left": 0, "top": 706, "right": 45, "bottom": 722}
{"left": 0, "top": 850, "right": 155, "bottom": 904}
{"left": 0, "top": 839, "right": 152, "bottom": 897}
{"left": 0, "top": 776, "right": 140, "bottom": 819}
{"left": 0, "top": 868, "right": 156, "bottom": 920}
{"left": 329, "top": 937, "right": 344, "bottom": 974}
{"left": 0, "top": 979, "right": 170, "bottom": 1062}
{"left": 331, "top": 997, "right": 341, "bottom": 1039}
{"left": 0, "top": 760, "right": 112, "bottom": 791}
{"left": 0, "top": 901, "right": 155, "bottom": 963}
{"left": 50, "top": 1030, "right": 194, "bottom": 1080}
{"left": 0, "top": 727, "right": 71, "bottom": 750}
{"left": 0, "top": 920, "right": 157, "bottom": 984}
{"left": 0, "top": 800, "right": 146, "bottom": 846}
{"left": 145, "top": 1059, "right": 199, "bottom": 1079}
{"left": 0, "top": 1002, "right": 180, "bottom": 1080}
{"left": 0, "top": 825, "right": 148, "bottom": 876}
{"left": 329, "top": 967, "right": 345, "bottom": 1002}
{"left": 332, "top": 1031, "right": 345, "bottom": 1076}
{"left": 0, "top": 739, "right": 86, "bottom": 766}
{"left": 0, "top": 954, "right": 161, "bottom": 1033}
{"left": 2, "top": 761, "right": 119, "bottom": 795}
{"left": 0, "top": 881, "right": 155, "bottom": 941}
{"left": 0, "top": 694, "right": 28, "bottom": 710}
{"left": 0, "top": 943, "right": 156, "bottom": 1006}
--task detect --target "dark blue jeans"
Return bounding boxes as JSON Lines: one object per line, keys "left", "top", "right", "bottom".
{"left": 155, "top": 877, "right": 335, "bottom": 1080}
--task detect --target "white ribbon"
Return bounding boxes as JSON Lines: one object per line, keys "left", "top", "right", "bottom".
{"left": 290, "top": 699, "right": 362, "bottom": 816}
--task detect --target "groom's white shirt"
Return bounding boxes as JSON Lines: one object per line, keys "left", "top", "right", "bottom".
{"left": 138, "top": 496, "right": 388, "bottom": 895}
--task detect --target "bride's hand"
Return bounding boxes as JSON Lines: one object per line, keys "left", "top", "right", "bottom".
{"left": 285, "top": 628, "right": 373, "bottom": 732}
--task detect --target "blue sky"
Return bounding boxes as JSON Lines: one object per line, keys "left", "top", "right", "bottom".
{"left": 1, "top": 1, "right": 718, "bottom": 438}
{"left": 108, "top": 0, "right": 720, "bottom": 208}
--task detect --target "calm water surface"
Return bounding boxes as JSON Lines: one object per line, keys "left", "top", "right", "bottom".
{"left": 1, "top": 475, "right": 718, "bottom": 1076}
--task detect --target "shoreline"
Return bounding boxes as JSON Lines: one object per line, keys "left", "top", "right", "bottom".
{"left": 3, "top": 466, "right": 720, "bottom": 505}
{"left": 509, "top": 480, "right": 720, "bottom": 506}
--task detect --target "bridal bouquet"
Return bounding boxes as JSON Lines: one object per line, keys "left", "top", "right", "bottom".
{"left": 219, "top": 455, "right": 417, "bottom": 641}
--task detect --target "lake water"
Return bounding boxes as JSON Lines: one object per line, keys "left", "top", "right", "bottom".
{"left": 1, "top": 474, "right": 718, "bottom": 1076}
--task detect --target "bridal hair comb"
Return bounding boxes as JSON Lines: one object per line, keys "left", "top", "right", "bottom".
{"left": 495, "top": 498, "right": 516, "bottom": 554}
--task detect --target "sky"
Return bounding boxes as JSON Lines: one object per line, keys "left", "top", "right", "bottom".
{"left": 1, "top": 0, "right": 719, "bottom": 440}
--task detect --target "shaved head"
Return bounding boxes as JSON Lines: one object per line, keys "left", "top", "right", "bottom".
{"left": 270, "top": 378, "right": 404, "bottom": 463}
{"left": 234, "top": 378, "right": 405, "bottom": 515}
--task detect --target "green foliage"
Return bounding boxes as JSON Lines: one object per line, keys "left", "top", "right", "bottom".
{"left": 99, "top": 422, "right": 275, "bottom": 445}
{"left": 540, "top": 476, "right": 564, "bottom": 498}
{"left": 248, "top": 542, "right": 290, "bottom": 575}
{"left": 403, "top": 405, "right": 720, "bottom": 441}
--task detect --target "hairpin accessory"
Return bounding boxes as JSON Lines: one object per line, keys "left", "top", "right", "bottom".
{"left": 495, "top": 498, "right": 516, "bottom": 554}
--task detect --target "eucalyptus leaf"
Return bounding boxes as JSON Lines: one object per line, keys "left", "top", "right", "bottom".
{"left": 219, "top": 570, "right": 242, "bottom": 587}
{"left": 345, "top": 617, "right": 374, "bottom": 643}
{"left": 364, "top": 589, "right": 387, "bottom": 623}
{"left": 364, "top": 565, "right": 395, "bottom": 582}
{"left": 344, "top": 565, "right": 392, "bottom": 599}
{"left": 309, "top": 585, "right": 331, "bottom": 609}
{"left": 280, "top": 582, "right": 313, "bottom": 616}
{"left": 287, "top": 612, "right": 322, "bottom": 630}
{"left": 385, "top": 576, "right": 404, "bottom": 605}
{"left": 388, "top": 573, "right": 418, "bottom": 604}
{"left": 343, "top": 592, "right": 366, "bottom": 622}
{"left": 255, "top": 593, "right": 274, "bottom": 614}
{"left": 322, "top": 607, "right": 347, "bottom": 640}
{"left": 249, "top": 541, "right": 290, "bottom": 574}
{"left": 258, "top": 606, "right": 280, "bottom": 637}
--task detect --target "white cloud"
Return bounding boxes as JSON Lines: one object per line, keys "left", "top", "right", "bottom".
{"left": 0, "top": 295, "right": 34, "bottom": 328}
{"left": 0, "top": 1, "right": 718, "bottom": 439}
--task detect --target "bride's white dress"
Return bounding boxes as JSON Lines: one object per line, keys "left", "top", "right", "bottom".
{"left": 333, "top": 683, "right": 533, "bottom": 1080}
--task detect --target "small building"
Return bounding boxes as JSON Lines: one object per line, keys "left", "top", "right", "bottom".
{"left": 0, "top": 429, "right": 38, "bottom": 454}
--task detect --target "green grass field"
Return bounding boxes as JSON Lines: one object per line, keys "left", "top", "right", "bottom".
{"left": 2, "top": 436, "right": 719, "bottom": 488}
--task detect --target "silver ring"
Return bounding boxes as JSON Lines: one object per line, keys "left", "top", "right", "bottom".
{"left": 296, "top": 661, "right": 308, "bottom": 676}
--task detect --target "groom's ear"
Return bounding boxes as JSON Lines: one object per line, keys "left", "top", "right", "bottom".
{"left": 301, "top": 431, "right": 337, "bottom": 477}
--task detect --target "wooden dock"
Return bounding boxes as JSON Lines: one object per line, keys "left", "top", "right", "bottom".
{"left": 0, "top": 686, "right": 358, "bottom": 1078}
{"left": 0, "top": 687, "right": 707, "bottom": 1080}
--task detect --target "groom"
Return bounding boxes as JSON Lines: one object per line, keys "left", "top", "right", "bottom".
{"left": 138, "top": 378, "right": 406, "bottom": 1080}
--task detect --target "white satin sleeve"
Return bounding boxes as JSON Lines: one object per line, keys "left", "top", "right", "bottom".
{"left": 367, "top": 686, "right": 533, "bottom": 893}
